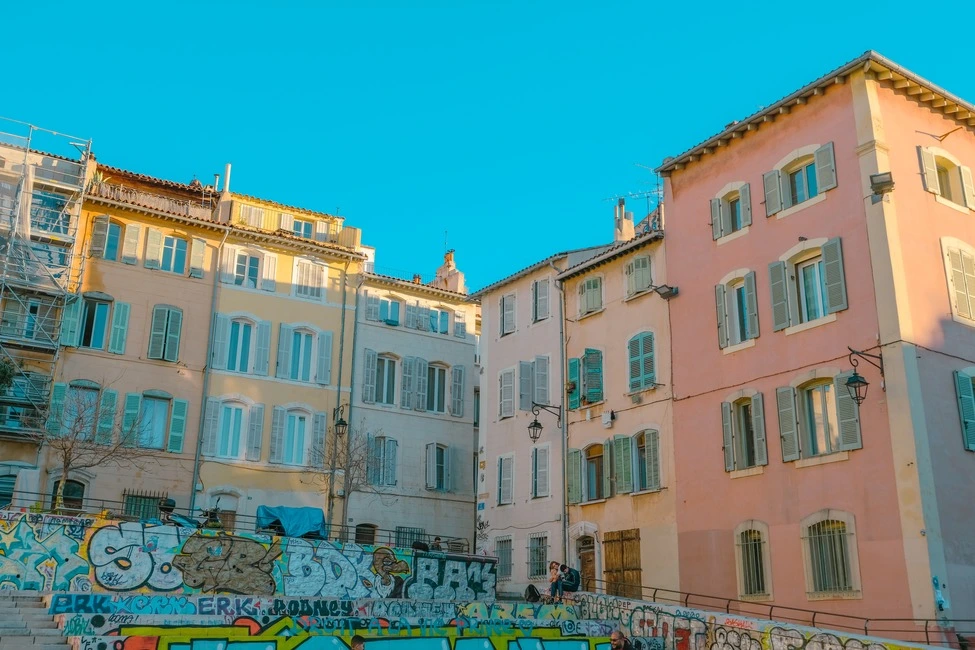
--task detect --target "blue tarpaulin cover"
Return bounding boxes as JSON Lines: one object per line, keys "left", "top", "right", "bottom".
{"left": 255, "top": 505, "right": 328, "bottom": 539}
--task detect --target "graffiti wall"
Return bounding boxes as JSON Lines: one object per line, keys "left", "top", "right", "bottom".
{"left": 0, "top": 511, "right": 496, "bottom": 599}
{"left": 573, "top": 593, "right": 938, "bottom": 650}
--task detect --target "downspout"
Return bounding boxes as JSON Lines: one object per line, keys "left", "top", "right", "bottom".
{"left": 189, "top": 225, "right": 231, "bottom": 513}
{"left": 549, "top": 260, "right": 569, "bottom": 562}
{"left": 326, "top": 259, "right": 354, "bottom": 537}
{"left": 339, "top": 271, "right": 364, "bottom": 527}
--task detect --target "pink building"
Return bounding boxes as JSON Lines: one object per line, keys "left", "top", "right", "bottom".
{"left": 660, "top": 52, "right": 975, "bottom": 621}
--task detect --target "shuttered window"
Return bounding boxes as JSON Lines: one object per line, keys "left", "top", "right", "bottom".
{"left": 499, "top": 369, "right": 515, "bottom": 418}
{"left": 627, "top": 332, "right": 655, "bottom": 391}
{"left": 722, "top": 394, "right": 767, "bottom": 472}
{"left": 776, "top": 374, "right": 861, "bottom": 462}
{"left": 946, "top": 246, "right": 975, "bottom": 321}
{"left": 919, "top": 146, "right": 975, "bottom": 208}
{"left": 500, "top": 293, "right": 516, "bottom": 335}
{"left": 769, "top": 238, "right": 848, "bottom": 332}
{"left": 578, "top": 277, "right": 602, "bottom": 315}
{"left": 532, "top": 278, "right": 550, "bottom": 321}
{"left": 953, "top": 370, "right": 975, "bottom": 451}
{"left": 497, "top": 455, "right": 514, "bottom": 504}
{"left": 625, "top": 255, "right": 653, "bottom": 297}
{"left": 710, "top": 185, "right": 752, "bottom": 240}
{"left": 294, "top": 260, "right": 325, "bottom": 300}
{"left": 367, "top": 435, "right": 399, "bottom": 486}
{"left": 147, "top": 305, "right": 182, "bottom": 362}
{"left": 531, "top": 445, "right": 549, "bottom": 498}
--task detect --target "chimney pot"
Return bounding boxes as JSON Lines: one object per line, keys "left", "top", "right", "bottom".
{"left": 412, "top": 274, "right": 422, "bottom": 284}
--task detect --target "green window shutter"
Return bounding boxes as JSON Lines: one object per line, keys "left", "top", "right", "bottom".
{"left": 752, "top": 393, "right": 768, "bottom": 466}
{"left": 568, "top": 358, "right": 580, "bottom": 410}
{"left": 108, "top": 302, "right": 130, "bottom": 354}
{"left": 60, "top": 298, "right": 81, "bottom": 347}
{"left": 763, "top": 170, "right": 782, "bottom": 216}
{"left": 210, "top": 314, "right": 230, "bottom": 369}
{"left": 960, "top": 166, "right": 975, "bottom": 208}
{"left": 368, "top": 434, "right": 381, "bottom": 485}
{"left": 450, "top": 365, "right": 465, "bottom": 417}
{"left": 776, "top": 387, "right": 800, "bottom": 461}
{"left": 362, "top": 348, "right": 377, "bottom": 403}
{"left": 719, "top": 198, "right": 733, "bottom": 236}
{"left": 269, "top": 406, "right": 286, "bottom": 463}
{"left": 646, "top": 430, "right": 661, "bottom": 490}
{"left": 121, "top": 224, "right": 141, "bottom": 265}
{"left": 90, "top": 215, "right": 109, "bottom": 258}
{"left": 201, "top": 398, "right": 219, "bottom": 457}
{"left": 814, "top": 142, "right": 837, "bottom": 192}
{"left": 316, "top": 330, "right": 333, "bottom": 385}
{"left": 414, "top": 358, "right": 429, "bottom": 412}
{"left": 167, "top": 399, "right": 188, "bottom": 453}
{"left": 385, "top": 439, "right": 398, "bottom": 485}
{"left": 144, "top": 228, "right": 162, "bottom": 269}
{"left": 834, "top": 372, "right": 862, "bottom": 451}
{"left": 822, "top": 237, "right": 848, "bottom": 313}
{"left": 401, "top": 357, "right": 415, "bottom": 410}
{"left": 918, "top": 146, "right": 940, "bottom": 194}
{"left": 954, "top": 371, "right": 975, "bottom": 451}
{"left": 47, "top": 383, "right": 67, "bottom": 434}
{"left": 275, "top": 324, "right": 293, "bottom": 378}
{"left": 164, "top": 308, "right": 182, "bottom": 362}
{"left": 246, "top": 404, "right": 264, "bottom": 461}
{"left": 739, "top": 183, "right": 752, "bottom": 227}
{"left": 613, "top": 434, "right": 633, "bottom": 493}
{"left": 948, "top": 249, "right": 973, "bottom": 320}
{"left": 642, "top": 332, "right": 655, "bottom": 386}
{"left": 627, "top": 336, "right": 642, "bottom": 390}
{"left": 566, "top": 448, "right": 582, "bottom": 504}
{"left": 254, "top": 320, "right": 271, "bottom": 376}
{"left": 189, "top": 238, "right": 206, "bottom": 278}
{"left": 768, "top": 261, "right": 791, "bottom": 331}
{"left": 715, "top": 284, "right": 729, "bottom": 348}
{"left": 96, "top": 389, "right": 118, "bottom": 445}
{"left": 710, "top": 199, "right": 722, "bottom": 240}
{"left": 147, "top": 305, "right": 168, "bottom": 360}
{"left": 602, "top": 440, "right": 612, "bottom": 498}
{"left": 583, "top": 348, "right": 603, "bottom": 403}
{"left": 721, "top": 402, "right": 734, "bottom": 471}
{"left": 311, "top": 412, "right": 327, "bottom": 468}
{"left": 121, "top": 393, "right": 142, "bottom": 447}
{"left": 744, "top": 271, "right": 759, "bottom": 340}
{"left": 519, "top": 361, "right": 534, "bottom": 411}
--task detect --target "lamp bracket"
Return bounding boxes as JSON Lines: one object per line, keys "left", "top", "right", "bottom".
{"left": 531, "top": 402, "right": 562, "bottom": 428}
{"left": 848, "top": 347, "right": 884, "bottom": 376}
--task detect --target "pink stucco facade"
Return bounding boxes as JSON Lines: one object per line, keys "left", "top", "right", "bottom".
{"left": 662, "top": 57, "right": 975, "bottom": 621}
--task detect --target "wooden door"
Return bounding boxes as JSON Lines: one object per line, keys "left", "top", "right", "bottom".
{"left": 603, "top": 528, "right": 642, "bottom": 598}
{"left": 578, "top": 536, "right": 596, "bottom": 591}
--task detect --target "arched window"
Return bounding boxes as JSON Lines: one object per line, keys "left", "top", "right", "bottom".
{"left": 217, "top": 400, "right": 248, "bottom": 460}
{"left": 51, "top": 479, "right": 86, "bottom": 512}
{"left": 716, "top": 271, "right": 758, "bottom": 349}
{"left": 228, "top": 318, "right": 255, "bottom": 372}
{"left": 710, "top": 184, "right": 752, "bottom": 240}
{"left": 800, "top": 510, "right": 861, "bottom": 597}
{"left": 919, "top": 146, "right": 974, "bottom": 208}
{"left": 721, "top": 393, "right": 767, "bottom": 471}
{"left": 776, "top": 371, "right": 861, "bottom": 462}
{"left": 584, "top": 443, "right": 606, "bottom": 500}
{"left": 426, "top": 363, "right": 448, "bottom": 413}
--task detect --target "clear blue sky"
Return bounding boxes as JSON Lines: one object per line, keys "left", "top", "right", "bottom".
{"left": 5, "top": 2, "right": 973, "bottom": 291}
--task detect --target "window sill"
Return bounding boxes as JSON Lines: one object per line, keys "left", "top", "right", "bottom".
{"left": 716, "top": 226, "right": 750, "bottom": 246}
{"left": 738, "top": 593, "right": 773, "bottom": 602}
{"left": 579, "top": 499, "right": 606, "bottom": 506}
{"left": 794, "top": 451, "right": 849, "bottom": 468}
{"left": 722, "top": 339, "right": 756, "bottom": 355}
{"left": 784, "top": 313, "right": 836, "bottom": 336}
{"left": 775, "top": 192, "right": 826, "bottom": 220}
{"left": 807, "top": 590, "right": 862, "bottom": 601}
{"left": 950, "top": 313, "right": 975, "bottom": 329}
{"left": 729, "top": 466, "right": 764, "bottom": 479}
{"left": 623, "top": 289, "right": 653, "bottom": 303}
{"left": 531, "top": 494, "right": 552, "bottom": 500}
{"left": 934, "top": 194, "right": 971, "bottom": 215}
{"left": 630, "top": 487, "right": 663, "bottom": 496}
{"left": 577, "top": 308, "right": 605, "bottom": 321}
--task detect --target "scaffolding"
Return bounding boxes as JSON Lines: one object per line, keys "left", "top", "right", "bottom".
{"left": 0, "top": 117, "right": 92, "bottom": 437}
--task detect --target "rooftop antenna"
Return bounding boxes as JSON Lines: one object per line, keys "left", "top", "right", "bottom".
{"left": 445, "top": 230, "right": 448, "bottom": 254}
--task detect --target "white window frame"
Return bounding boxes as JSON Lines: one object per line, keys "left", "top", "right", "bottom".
{"left": 289, "top": 327, "right": 316, "bottom": 382}
{"left": 282, "top": 408, "right": 311, "bottom": 466}
{"left": 941, "top": 237, "right": 975, "bottom": 327}
{"left": 495, "top": 536, "right": 513, "bottom": 580}
{"left": 376, "top": 355, "right": 397, "bottom": 405}
{"left": 800, "top": 509, "right": 862, "bottom": 600}
{"left": 80, "top": 298, "right": 111, "bottom": 350}
{"left": 531, "top": 444, "right": 550, "bottom": 498}
{"left": 293, "top": 258, "right": 326, "bottom": 301}
{"left": 795, "top": 255, "right": 828, "bottom": 324}
{"left": 293, "top": 218, "right": 314, "bottom": 239}
{"left": 578, "top": 276, "right": 603, "bottom": 316}
{"left": 160, "top": 235, "right": 188, "bottom": 275}
{"left": 426, "top": 364, "right": 448, "bottom": 413}
{"left": 770, "top": 238, "right": 847, "bottom": 335}
{"left": 919, "top": 146, "right": 975, "bottom": 211}
{"left": 216, "top": 400, "right": 248, "bottom": 460}
{"left": 497, "top": 454, "right": 514, "bottom": 505}
{"left": 625, "top": 255, "right": 653, "bottom": 298}
{"left": 764, "top": 143, "right": 837, "bottom": 220}
{"left": 426, "top": 442, "right": 450, "bottom": 491}
{"left": 233, "top": 250, "right": 262, "bottom": 289}
{"left": 799, "top": 380, "right": 840, "bottom": 458}
{"left": 733, "top": 520, "right": 773, "bottom": 601}
{"left": 227, "top": 317, "right": 257, "bottom": 373}
{"left": 137, "top": 395, "right": 171, "bottom": 450}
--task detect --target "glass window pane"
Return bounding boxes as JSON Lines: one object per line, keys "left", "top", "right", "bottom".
{"left": 139, "top": 397, "right": 169, "bottom": 449}
{"left": 806, "top": 163, "right": 818, "bottom": 199}
{"left": 173, "top": 239, "right": 187, "bottom": 274}
{"left": 105, "top": 224, "right": 121, "bottom": 261}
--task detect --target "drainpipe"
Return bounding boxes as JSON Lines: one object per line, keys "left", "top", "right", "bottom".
{"left": 189, "top": 224, "right": 231, "bottom": 514}
{"left": 326, "top": 260, "right": 355, "bottom": 538}
{"left": 338, "top": 269, "right": 364, "bottom": 532}
{"left": 549, "top": 260, "right": 569, "bottom": 562}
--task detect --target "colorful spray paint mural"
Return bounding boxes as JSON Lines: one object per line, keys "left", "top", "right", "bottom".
{"left": 0, "top": 511, "right": 496, "bottom": 599}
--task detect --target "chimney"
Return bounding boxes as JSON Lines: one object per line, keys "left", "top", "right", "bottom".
{"left": 222, "top": 163, "right": 232, "bottom": 196}
{"left": 412, "top": 274, "right": 422, "bottom": 284}
{"left": 430, "top": 249, "right": 466, "bottom": 294}
{"left": 614, "top": 198, "right": 635, "bottom": 242}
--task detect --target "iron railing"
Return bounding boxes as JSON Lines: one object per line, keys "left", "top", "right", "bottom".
{"left": 89, "top": 182, "right": 214, "bottom": 221}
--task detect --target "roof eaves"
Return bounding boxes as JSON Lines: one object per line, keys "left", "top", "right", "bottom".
{"left": 365, "top": 273, "right": 470, "bottom": 301}
{"left": 557, "top": 231, "right": 663, "bottom": 281}
{"left": 99, "top": 164, "right": 205, "bottom": 193}
{"left": 231, "top": 192, "right": 340, "bottom": 220}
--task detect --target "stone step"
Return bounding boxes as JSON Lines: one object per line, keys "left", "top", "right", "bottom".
{"left": 0, "top": 628, "right": 62, "bottom": 636}
{"left": 0, "top": 642, "right": 70, "bottom": 650}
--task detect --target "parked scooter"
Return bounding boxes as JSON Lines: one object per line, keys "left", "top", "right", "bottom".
{"left": 158, "top": 497, "right": 224, "bottom": 530}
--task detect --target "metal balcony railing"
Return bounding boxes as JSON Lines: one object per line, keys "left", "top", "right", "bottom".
{"left": 90, "top": 182, "right": 214, "bottom": 221}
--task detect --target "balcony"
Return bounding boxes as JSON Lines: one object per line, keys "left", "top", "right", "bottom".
{"left": 90, "top": 182, "right": 214, "bottom": 221}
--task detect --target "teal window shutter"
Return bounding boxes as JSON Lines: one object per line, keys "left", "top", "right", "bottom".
{"left": 167, "top": 399, "right": 188, "bottom": 453}
{"left": 739, "top": 183, "right": 752, "bottom": 227}
{"left": 378, "top": 298, "right": 388, "bottom": 322}
{"left": 646, "top": 430, "right": 661, "bottom": 490}
{"left": 148, "top": 306, "right": 168, "bottom": 360}
{"left": 164, "top": 307, "right": 182, "bottom": 362}
{"left": 96, "top": 389, "right": 118, "bottom": 445}
{"left": 108, "top": 302, "right": 130, "bottom": 354}
{"left": 246, "top": 404, "right": 264, "bottom": 462}
{"left": 568, "top": 358, "right": 580, "bottom": 410}
{"left": 601, "top": 440, "right": 612, "bottom": 498}
{"left": 641, "top": 333, "right": 655, "bottom": 388}
{"left": 822, "top": 238, "right": 848, "bottom": 313}
{"left": 710, "top": 198, "right": 722, "bottom": 240}
{"left": 744, "top": 271, "right": 759, "bottom": 340}
{"left": 439, "top": 311, "right": 449, "bottom": 334}
{"left": 121, "top": 393, "right": 142, "bottom": 447}
{"left": 715, "top": 284, "right": 729, "bottom": 348}
{"left": 583, "top": 348, "right": 603, "bottom": 403}
{"left": 628, "top": 336, "right": 642, "bottom": 390}
{"left": 389, "top": 301, "right": 400, "bottom": 325}
{"left": 954, "top": 371, "right": 975, "bottom": 451}
{"left": 776, "top": 387, "right": 800, "bottom": 461}
{"left": 768, "top": 261, "right": 791, "bottom": 331}
{"left": 566, "top": 448, "right": 582, "bottom": 504}
{"left": 752, "top": 393, "right": 768, "bottom": 466}
{"left": 60, "top": 298, "right": 82, "bottom": 347}
{"left": 721, "top": 402, "right": 734, "bottom": 471}
{"left": 613, "top": 434, "right": 632, "bottom": 493}
{"left": 47, "top": 383, "right": 67, "bottom": 434}
{"left": 834, "top": 372, "right": 862, "bottom": 451}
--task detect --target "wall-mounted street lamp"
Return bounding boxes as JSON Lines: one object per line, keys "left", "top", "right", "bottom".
{"left": 333, "top": 404, "right": 348, "bottom": 437}
{"left": 650, "top": 284, "right": 679, "bottom": 300}
{"left": 845, "top": 347, "right": 885, "bottom": 406}
{"left": 325, "top": 403, "right": 348, "bottom": 539}
{"left": 528, "top": 402, "right": 562, "bottom": 443}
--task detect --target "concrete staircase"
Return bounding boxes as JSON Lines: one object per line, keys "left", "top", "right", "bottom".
{"left": 0, "top": 592, "right": 70, "bottom": 650}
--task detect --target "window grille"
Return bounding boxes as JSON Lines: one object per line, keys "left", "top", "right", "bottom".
{"left": 122, "top": 489, "right": 167, "bottom": 521}
{"left": 737, "top": 529, "right": 767, "bottom": 596}
{"left": 496, "top": 538, "right": 512, "bottom": 580}
{"left": 527, "top": 533, "right": 548, "bottom": 578}
{"left": 396, "top": 526, "right": 425, "bottom": 548}
{"left": 355, "top": 524, "right": 377, "bottom": 545}
{"left": 804, "top": 520, "right": 854, "bottom": 593}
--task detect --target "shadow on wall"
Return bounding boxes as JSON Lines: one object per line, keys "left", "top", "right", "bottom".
{"left": 0, "top": 510, "right": 496, "bottom": 600}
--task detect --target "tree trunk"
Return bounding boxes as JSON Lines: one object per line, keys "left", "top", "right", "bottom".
{"left": 54, "top": 460, "right": 70, "bottom": 513}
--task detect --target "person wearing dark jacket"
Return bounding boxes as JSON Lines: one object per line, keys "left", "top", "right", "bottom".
{"left": 610, "top": 631, "right": 634, "bottom": 650}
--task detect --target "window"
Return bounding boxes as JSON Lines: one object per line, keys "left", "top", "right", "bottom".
{"left": 267, "top": 407, "right": 325, "bottom": 467}
{"left": 160, "top": 236, "right": 187, "bottom": 274}
{"left": 625, "top": 256, "right": 653, "bottom": 297}
{"left": 735, "top": 521, "right": 771, "bottom": 599}
{"left": 612, "top": 430, "right": 660, "bottom": 494}
{"left": 763, "top": 143, "right": 837, "bottom": 217}
{"left": 429, "top": 309, "right": 450, "bottom": 334}
{"left": 217, "top": 404, "right": 244, "bottom": 459}
{"left": 295, "top": 260, "right": 325, "bottom": 300}
{"left": 532, "top": 278, "right": 550, "bottom": 321}
{"left": 518, "top": 356, "right": 550, "bottom": 410}
{"left": 32, "top": 190, "right": 69, "bottom": 234}
{"left": 355, "top": 524, "right": 377, "bottom": 545}
{"left": 368, "top": 435, "right": 399, "bottom": 486}
{"left": 51, "top": 480, "right": 85, "bottom": 512}
{"left": 604, "top": 529, "right": 642, "bottom": 598}
{"left": 578, "top": 277, "right": 602, "bottom": 315}
{"left": 496, "top": 537, "right": 513, "bottom": 580}
{"left": 62, "top": 386, "right": 99, "bottom": 439}
{"left": 278, "top": 325, "right": 331, "bottom": 385}
{"left": 499, "top": 369, "right": 515, "bottom": 418}
{"left": 103, "top": 222, "right": 122, "bottom": 261}
{"left": 919, "top": 146, "right": 975, "bottom": 208}
{"left": 147, "top": 305, "right": 182, "bottom": 362}
{"left": 769, "top": 238, "right": 848, "bottom": 331}
{"left": 722, "top": 394, "right": 768, "bottom": 472}
{"left": 500, "top": 293, "right": 515, "bottom": 335}
{"left": 1, "top": 296, "right": 57, "bottom": 343}
{"left": 585, "top": 444, "right": 606, "bottom": 501}
{"left": 532, "top": 445, "right": 549, "bottom": 498}
{"left": 0, "top": 474, "right": 16, "bottom": 508}
{"left": 137, "top": 397, "right": 169, "bottom": 449}
{"left": 293, "top": 218, "right": 313, "bottom": 239}
{"left": 235, "top": 253, "right": 260, "bottom": 288}
{"left": 801, "top": 511, "right": 860, "bottom": 596}
{"left": 123, "top": 489, "right": 163, "bottom": 521}
{"left": 376, "top": 356, "right": 397, "bottom": 405}
{"left": 579, "top": 348, "right": 603, "bottom": 404}
{"left": 528, "top": 534, "right": 548, "bottom": 578}
{"left": 239, "top": 205, "right": 265, "bottom": 227}
{"left": 80, "top": 299, "right": 110, "bottom": 349}
{"left": 395, "top": 526, "right": 425, "bottom": 548}
{"left": 453, "top": 311, "right": 466, "bottom": 338}
{"left": 284, "top": 412, "right": 308, "bottom": 465}
{"left": 425, "top": 442, "right": 449, "bottom": 491}
{"left": 473, "top": 389, "right": 480, "bottom": 428}
{"left": 366, "top": 295, "right": 402, "bottom": 326}
{"left": 716, "top": 272, "right": 758, "bottom": 348}
{"left": 776, "top": 373, "right": 861, "bottom": 462}
{"left": 627, "top": 333, "right": 656, "bottom": 391}
{"left": 944, "top": 241, "right": 975, "bottom": 323}
{"left": 228, "top": 319, "right": 253, "bottom": 372}
{"left": 290, "top": 329, "right": 314, "bottom": 382}
{"left": 426, "top": 365, "right": 447, "bottom": 412}
{"left": 710, "top": 186, "right": 753, "bottom": 240}
{"left": 497, "top": 455, "right": 513, "bottom": 505}
{"left": 953, "top": 369, "right": 975, "bottom": 451}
